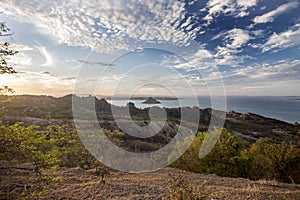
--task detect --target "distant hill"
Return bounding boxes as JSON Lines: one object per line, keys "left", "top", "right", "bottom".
{"left": 104, "top": 96, "right": 178, "bottom": 100}
{"left": 0, "top": 94, "right": 299, "bottom": 145}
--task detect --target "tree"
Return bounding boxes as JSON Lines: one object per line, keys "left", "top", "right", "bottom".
{"left": 0, "top": 21, "right": 18, "bottom": 93}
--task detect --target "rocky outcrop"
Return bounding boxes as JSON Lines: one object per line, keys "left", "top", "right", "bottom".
{"left": 142, "top": 97, "right": 161, "bottom": 104}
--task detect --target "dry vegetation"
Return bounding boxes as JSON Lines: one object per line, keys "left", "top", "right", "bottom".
{"left": 1, "top": 161, "right": 299, "bottom": 200}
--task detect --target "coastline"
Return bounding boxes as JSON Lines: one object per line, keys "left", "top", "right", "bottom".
{"left": 1, "top": 94, "right": 299, "bottom": 123}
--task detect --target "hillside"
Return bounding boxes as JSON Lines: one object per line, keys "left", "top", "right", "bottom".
{"left": 1, "top": 161, "right": 299, "bottom": 200}
{"left": 1, "top": 95, "right": 300, "bottom": 199}
{"left": 0, "top": 95, "right": 299, "bottom": 145}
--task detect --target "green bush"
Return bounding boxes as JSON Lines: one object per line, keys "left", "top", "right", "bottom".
{"left": 1, "top": 123, "right": 299, "bottom": 183}
{"left": 0, "top": 123, "right": 101, "bottom": 169}
{"left": 171, "top": 129, "right": 242, "bottom": 177}
{"left": 170, "top": 129, "right": 300, "bottom": 183}
{"left": 240, "top": 138, "right": 300, "bottom": 183}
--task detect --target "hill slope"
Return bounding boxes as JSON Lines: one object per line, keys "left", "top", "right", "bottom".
{"left": 1, "top": 95, "right": 299, "bottom": 145}
{"left": 1, "top": 163, "right": 299, "bottom": 200}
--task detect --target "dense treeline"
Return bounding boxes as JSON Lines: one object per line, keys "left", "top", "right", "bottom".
{"left": 0, "top": 123, "right": 299, "bottom": 183}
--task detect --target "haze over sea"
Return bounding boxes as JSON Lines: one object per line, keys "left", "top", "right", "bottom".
{"left": 108, "top": 96, "right": 300, "bottom": 124}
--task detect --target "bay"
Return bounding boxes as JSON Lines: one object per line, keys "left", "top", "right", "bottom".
{"left": 107, "top": 96, "right": 300, "bottom": 123}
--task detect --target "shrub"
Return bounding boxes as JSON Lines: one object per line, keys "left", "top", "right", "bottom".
{"left": 170, "top": 129, "right": 242, "bottom": 177}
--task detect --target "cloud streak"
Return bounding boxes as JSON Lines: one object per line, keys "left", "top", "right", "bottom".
{"left": 76, "top": 59, "right": 114, "bottom": 67}
{"left": 35, "top": 45, "right": 53, "bottom": 67}
{"left": 253, "top": 1, "right": 299, "bottom": 24}
{"left": 1, "top": 70, "right": 76, "bottom": 96}
{"left": 261, "top": 23, "right": 300, "bottom": 52}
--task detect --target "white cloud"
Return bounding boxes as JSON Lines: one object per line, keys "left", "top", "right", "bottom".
{"left": 248, "top": 61, "right": 300, "bottom": 79}
{"left": 2, "top": 71, "right": 76, "bottom": 96}
{"left": 251, "top": 29, "right": 264, "bottom": 37}
{"left": 211, "top": 31, "right": 226, "bottom": 40}
{"left": 35, "top": 45, "right": 54, "bottom": 67}
{"left": 208, "top": 60, "right": 300, "bottom": 84}
{"left": 10, "top": 43, "right": 33, "bottom": 51}
{"left": 0, "top": 0, "right": 201, "bottom": 53}
{"left": 162, "top": 48, "right": 215, "bottom": 73}
{"left": 194, "top": 49, "right": 214, "bottom": 59}
{"left": 215, "top": 28, "right": 251, "bottom": 65}
{"left": 261, "top": 23, "right": 300, "bottom": 52}
{"left": 253, "top": 2, "right": 299, "bottom": 24}
{"left": 158, "top": 48, "right": 227, "bottom": 94}
{"left": 8, "top": 52, "right": 32, "bottom": 67}
{"left": 203, "top": 0, "right": 258, "bottom": 25}
{"left": 200, "top": 59, "right": 300, "bottom": 95}
{"left": 219, "top": 29, "right": 251, "bottom": 53}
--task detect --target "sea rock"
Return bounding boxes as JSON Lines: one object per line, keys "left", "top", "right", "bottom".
{"left": 142, "top": 97, "right": 161, "bottom": 104}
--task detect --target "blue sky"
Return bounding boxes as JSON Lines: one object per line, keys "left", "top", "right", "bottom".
{"left": 0, "top": 0, "right": 299, "bottom": 96}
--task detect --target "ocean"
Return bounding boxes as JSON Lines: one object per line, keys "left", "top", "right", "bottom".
{"left": 108, "top": 96, "right": 300, "bottom": 123}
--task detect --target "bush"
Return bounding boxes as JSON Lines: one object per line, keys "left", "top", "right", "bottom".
{"left": 1, "top": 123, "right": 299, "bottom": 183}
{"left": 240, "top": 138, "right": 300, "bottom": 183}
{"left": 170, "top": 129, "right": 242, "bottom": 177}
{"left": 170, "top": 129, "right": 300, "bottom": 183}
{"left": 0, "top": 123, "right": 100, "bottom": 169}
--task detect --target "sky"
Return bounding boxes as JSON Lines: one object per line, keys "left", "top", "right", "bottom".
{"left": 0, "top": 0, "right": 299, "bottom": 97}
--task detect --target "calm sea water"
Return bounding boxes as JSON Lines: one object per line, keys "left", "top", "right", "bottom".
{"left": 108, "top": 96, "right": 300, "bottom": 123}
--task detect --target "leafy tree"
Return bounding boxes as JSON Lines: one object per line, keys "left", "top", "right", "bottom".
{"left": 0, "top": 21, "right": 18, "bottom": 94}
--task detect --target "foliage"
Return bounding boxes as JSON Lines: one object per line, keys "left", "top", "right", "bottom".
{"left": 0, "top": 85, "right": 14, "bottom": 93}
{"left": 0, "top": 122, "right": 299, "bottom": 184}
{"left": 0, "top": 123, "right": 103, "bottom": 169}
{"left": 240, "top": 138, "right": 300, "bottom": 183}
{"left": 0, "top": 41, "right": 18, "bottom": 74}
{"left": 171, "top": 129, "right": 242, "bottom": 177}
{"left": 0, "top": 21, "right": 18, "bottom": 94}
{"left": 170, "top": 129, "right": 300, "bottom": 183}
{"left": 0, "top": 22, "right": 17, "bottom": 73}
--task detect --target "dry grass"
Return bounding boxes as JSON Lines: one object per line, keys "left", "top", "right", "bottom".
{"left": 1, "top": 163, "right": 300, "bottom": 200}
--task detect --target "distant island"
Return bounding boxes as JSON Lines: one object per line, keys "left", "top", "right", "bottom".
{"left": 142, "top": 97, "right": 161, "bottom": 104}
{"left": 291, "top": 98, "right": 300, "bottom": 101}
{"left": 104, "top": 96, "right": 179, "bottom": 100}
{"left": 286, "top": 96, "right": 300, "bottom": 101}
